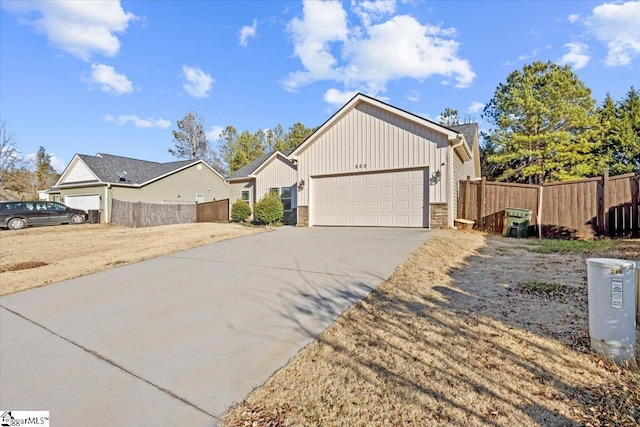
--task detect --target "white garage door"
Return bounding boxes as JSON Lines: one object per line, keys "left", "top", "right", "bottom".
{"left": 313, "top": 169, "right": 428, "bottom": 227}
{"left": 64, "top": 194, "right": 100, "bottom": 212}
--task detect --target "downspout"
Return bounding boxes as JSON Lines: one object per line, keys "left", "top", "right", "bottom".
{"left": 448, "top": 135, "right": 465, "bottom": 228}
{"left": 105, "top": 184, "right": 111, "bottom": 224}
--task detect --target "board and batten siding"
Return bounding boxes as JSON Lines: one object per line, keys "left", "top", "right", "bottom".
{"left": 297, "top": 102, "right": 449, "bottom": 208}
{"left": 61, "top": 159, "right": 98, "bottom": 183}
{"left": 110, "top": 164, "right": 228, "bottom": 205}
{"left": 229, "top": 180, "right": 254, "bottom": 205}
{"left": 255, "top": 156, "right": 297, "bottom": 208}
{"left": 452, "top": 152, "right": 464, "bottom": 222}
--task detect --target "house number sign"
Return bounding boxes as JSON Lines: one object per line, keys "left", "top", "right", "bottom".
{"left": 355, "top": 164, "right": 367, "bottom": 169}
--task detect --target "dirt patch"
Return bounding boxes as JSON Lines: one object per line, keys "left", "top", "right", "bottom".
{"left": 223, "top": 231, "right": 639, "bottom": 427}
{"left": 0, "top": 261, "right": 49, "bottom": 273}
{"left": 0, "top": 223, "right": 265, "bottom": 295}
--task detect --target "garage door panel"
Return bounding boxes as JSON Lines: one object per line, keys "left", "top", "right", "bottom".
{"left": 313, "top": 169, "right": 427, "bottom": 227}
{"left": 64, "top": 195, "right": 100, "bottom": 212}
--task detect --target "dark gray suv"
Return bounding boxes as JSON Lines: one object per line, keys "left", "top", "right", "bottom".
{"left": 0, "top": 201, "right": 88, "bottom": 230}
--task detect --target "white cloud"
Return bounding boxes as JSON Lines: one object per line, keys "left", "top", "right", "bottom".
{"left": 468, "top": 102, "right": 484, "bottom": 113}
{"left": 568, "top": 14, "right": 580, "bottom": 23}
{"left": 285, "top": 1, "right": 475, "bottom": 98}
{"left": 2, "top": 0, "right": 136, "bottom": 61}
{"left": 560, "top": 42, "right": 591, "bottom": 69}
{"left": 352, "top": 0, "right": 397, "bottom": 28}
{"left": 182, "top": 66, "right": 214, "bottom": 98}
{"left": 104, "top": 114, "right": 170, "bottom": 128}
{"left": 239, "top": 19, "right": 258, "bottom": 47}
{"left": 323, "top": 88, "right": 358, "bottom": 106}
{"left": 407, "top": 90, "right": 420, "bottom": 102}
{"left": 285, "top": 0, "right": 349, "bottom": 91}
{"left": 85, "top": 64, "right": 133, "bottom": 95}
{"left": 206, "top": 126, "right": 224, "bottom": 141}
{"left": 587, "top": 1, "right": 640, "bottom": 66}
{"left": 517, "top": 48, "right": 539, "bottom": 62}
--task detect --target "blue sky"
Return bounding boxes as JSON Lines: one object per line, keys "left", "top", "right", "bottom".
{"left": 1, "top": 0, "right": 638, "bottom": 172}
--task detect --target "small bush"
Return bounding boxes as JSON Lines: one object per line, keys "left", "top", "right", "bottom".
{"left": 231, "top": 199, "right": 252, "bottom": 222}
{"left": 253, "top": 194, "right": 284, "bottom": 225}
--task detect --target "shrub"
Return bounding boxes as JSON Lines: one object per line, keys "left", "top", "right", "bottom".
{"left": 253, "top": 194, "right": 284, "bottom": 225}
{"left": 231, "top": 199, "right": 252, "bottom": 222}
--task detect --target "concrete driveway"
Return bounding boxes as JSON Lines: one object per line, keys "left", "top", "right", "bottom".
{"left": 0, "top": 226, "right": 433, "bottom": 425}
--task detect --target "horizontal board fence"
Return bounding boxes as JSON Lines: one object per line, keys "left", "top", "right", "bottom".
{"left": 196, "top": 199, "right": 229, "bottom": 223}
{"left": 458, "top": 171, "right": 639, "bottom": 239}
{"left": 111, "top": 199, "right": 196, "bottom": 228}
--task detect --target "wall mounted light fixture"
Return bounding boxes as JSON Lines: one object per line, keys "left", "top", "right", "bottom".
{"left": 298, "top": 179, "right": 305, "bottom": 190}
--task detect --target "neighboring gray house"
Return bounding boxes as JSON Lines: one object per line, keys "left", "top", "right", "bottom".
{"left": 49, "top": 153, "right": 229, "bottom": 223}
{"left": 226, "top": 150, "right": 297, "bottom": 224}
{"left": 289, "top": 93, "right": 481, "bottom": 228}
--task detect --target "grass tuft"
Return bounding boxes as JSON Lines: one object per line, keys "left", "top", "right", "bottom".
{"left": 519, "top": 280, "right": 565, "bottom": 294}
{"left": 527, "top": 239, "right": 613, "bottom": 254}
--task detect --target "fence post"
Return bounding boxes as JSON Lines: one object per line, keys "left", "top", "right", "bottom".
{"left": 632, "top": 174, "right": 639, "bottom": 238}
{"left": 464, "top": 176, "right": 471, "bottom": 220}
{"left": 602, "top": 169, "right": 610, "bottom": 237}
{"left": 477, "top": 177, "right": 486, "bottom": 230}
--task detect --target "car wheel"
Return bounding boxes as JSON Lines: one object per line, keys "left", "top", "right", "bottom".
{"left": 71, "top": 214, "right": 85, "bottom": 224}
{"left": 8, "top": 218, "right": 26, "bottom": 230}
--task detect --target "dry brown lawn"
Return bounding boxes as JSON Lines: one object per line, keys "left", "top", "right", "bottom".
{"left": 0, "top": 222, "right": 265, "bottom": 295}
{"left": 223, "top": 231, "right": 639, "bottom": 427}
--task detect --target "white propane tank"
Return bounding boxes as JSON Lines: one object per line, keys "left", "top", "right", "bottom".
{"left": 586, "top": 258, "right": 636, "bottom": 363}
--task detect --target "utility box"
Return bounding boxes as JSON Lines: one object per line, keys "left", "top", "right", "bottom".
{"left": 502, "top": 208, "right": 533, "bottom": 238}
{"left": 88, "top": 210, "right": 101, "bottom": 224}
{"left": 586, "top": 258, "right": 636, "bottom": 363}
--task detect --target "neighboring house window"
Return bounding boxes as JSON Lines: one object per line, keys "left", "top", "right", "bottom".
{"left": 280, "top": 187, "right": 292, "bottom": 211}
{"left": 269, "top": 187, "right": 279, "bottom": 197}
{"left": 53, "top": 195, "right": 61, "bottom": 203}
{"left": 196, "top": 194, "right": 204, "bottom": 203}
{"left": 241, "top": 190, "right": 250, "bottom": 202}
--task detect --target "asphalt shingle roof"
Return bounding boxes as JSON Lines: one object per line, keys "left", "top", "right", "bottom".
{"left": 450, "top": 123, "right": 478, "bottom": 152}
{"left": 77, "top": 153, "right": 196, "bottom": 185}
{"left": 227, "top": 149, "right": 294, "bottom": 180}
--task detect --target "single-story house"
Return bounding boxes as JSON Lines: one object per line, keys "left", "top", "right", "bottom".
{"left": 48, "top": 153, "right": 228, "bottom": 223}
{"left": 226, "top": 150, "right": 298, "bottom": 224}
{"left": 289, "top": 93, "right": 481, "bottom": 228}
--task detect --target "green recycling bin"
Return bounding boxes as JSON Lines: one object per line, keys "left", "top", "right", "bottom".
{"left": 502, "top": 207, "right": 533, "bottom": 238}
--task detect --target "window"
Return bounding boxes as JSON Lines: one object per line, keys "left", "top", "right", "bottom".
{"left": 47, "top": 202, "right": 66, "bottom": 211}
{"left": 241, "top": 190, "right": 250, "bottom": 202}
{"left": 269, "top": 187, "right": 279, "bottom": 197}
{"left": 196, "top": 194, "right": 204, "bottom": 203}
{"left": 280, "top": 187, "right": 292, "bottom": 211}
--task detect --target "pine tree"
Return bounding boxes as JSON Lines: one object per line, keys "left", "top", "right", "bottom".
{"left": 483, "top": 61, "right": 598, "bottom": 183}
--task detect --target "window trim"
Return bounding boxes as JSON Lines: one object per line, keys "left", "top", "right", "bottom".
{"left": 269, "top": 187, "right": 279, "bottom": 197}
{"left": 280, "top": 186, "right": 292, "bottom": 212}
{"left": 241, "top": 190, "right": 250, "bottom": 203}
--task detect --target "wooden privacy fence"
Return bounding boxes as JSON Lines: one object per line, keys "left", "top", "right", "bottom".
{"left": 195, "top": 199, "right": 229, "bottom": 223}
{"left": 458, "top": 171, "right": 640, "bottom": 238}
{"left": 111, "top": 199, "right": 196, "bottom": 228}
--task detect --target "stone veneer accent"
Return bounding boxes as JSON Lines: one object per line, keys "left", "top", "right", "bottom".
{"left": 429, "top": 202, "right": 448, "bottom": 229}
{"left": 297, "top": 205, "right": 309, "bottom": 227}
{"left": 284, "top": 208, "right": 297, "bottom": 226}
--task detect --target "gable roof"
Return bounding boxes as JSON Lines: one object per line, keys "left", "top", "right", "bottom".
{"left": 56, "top": 153, "right": 224, "bottom": 187}
{"left": 289, "top": 93, "right": 472, "bottom": 161}
{"left": 227, "top": 149, "right": 294, "bottom": 180}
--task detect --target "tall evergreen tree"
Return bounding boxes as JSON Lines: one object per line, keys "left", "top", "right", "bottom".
{"left": 483, "top": 61, "right": 598, "bottom": 183}
{"left": 34, "top": 146, "right": 58, "bottom": 189}
{"left": 283, "top": 122, "right": 316, "bottom": 151}
{"left": 439, "top": 108, "right": 460, "bottom": 126}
